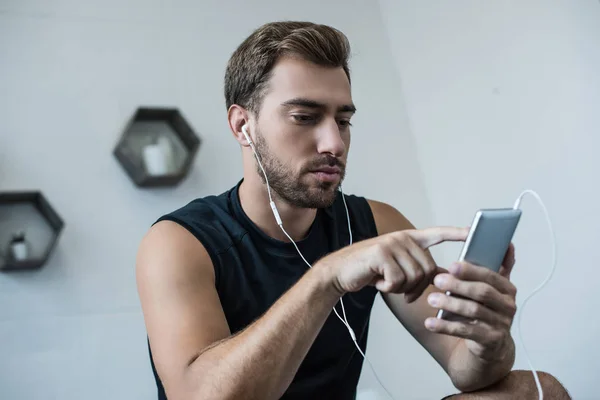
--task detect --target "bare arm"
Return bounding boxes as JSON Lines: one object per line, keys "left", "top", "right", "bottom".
{"left": 367, "top": 200, "right": 515, "bottom": 392}
{"left": 137, "top": 216, "right": 471, "bottom": 399}
{"left": 136, "top": 220, "right": 342, "bottom": 400}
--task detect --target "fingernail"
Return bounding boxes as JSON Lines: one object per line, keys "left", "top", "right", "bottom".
{"left": 434, "top": 275, "right": 446, "bottom": 287}
{"left": 428, "top": 293, "right": 441, "bottom": 307}
{"left": 425, "top": 318, "right": 436, "bottom": 330}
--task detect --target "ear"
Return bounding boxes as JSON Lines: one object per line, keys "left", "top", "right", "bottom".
{"left": 228, "top": 104, "right": 252, "bottom": 147}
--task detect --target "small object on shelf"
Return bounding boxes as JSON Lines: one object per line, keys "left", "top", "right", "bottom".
{"left": 0, "top": 191, "right": 64, "bottom": 271}
{"left": 113, "top": 107, "right": 201, "bottom": 188}
{"left": 156, "top": 135, "right": 176, "bottom": 172}
{"left": 142, "top": 138, "right": 170, "bottom": 176}
{"left": 8, "top": 231, "right": 29, "bottom": 261}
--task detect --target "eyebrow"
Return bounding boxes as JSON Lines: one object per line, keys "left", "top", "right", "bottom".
{"left": 281, "top": 97, "right": 357, "bottom": 113}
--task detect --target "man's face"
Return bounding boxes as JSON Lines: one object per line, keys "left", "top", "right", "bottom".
{"left": 252, "top": 56, "right": 355, "bottom": 209}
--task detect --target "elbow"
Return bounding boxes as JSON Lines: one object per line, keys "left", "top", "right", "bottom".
{"left": 165, "top": 379, "right": 231, "bottom": 400}
{"left": 449, "top": 374, "right": 479, "bottom": 394}
{"left": 448, "top": 339, "right": 516, "bottom": 393}
{"left": 450, "top": 379, "right": 484, "bottom": 394}
{"left": 449, "top": 364, "right": 513, "bottom": 394}
{"left": 168, "top": 383, "right": 264, "bottom": 400}
{"left": 162, "top": 362, "right": 229, "bottom": 400}
{"left": 167, "top": 362, "right": 256, "bottom": 400}
{"left": 167, "top": 353, "right": 282, "bottom": 400}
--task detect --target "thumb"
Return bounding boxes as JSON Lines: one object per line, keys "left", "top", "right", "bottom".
{"left": 407, "top": 226, "right": 469, "bottom": 249}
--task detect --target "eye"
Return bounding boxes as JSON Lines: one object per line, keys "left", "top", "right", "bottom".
{"left": 292, "top": 114, "right": 317, "bottom": 124}
{"left": 338, "top": 119, "right": 353, "bottom": 128}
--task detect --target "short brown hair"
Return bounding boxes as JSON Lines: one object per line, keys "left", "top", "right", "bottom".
{"left": 224, "top": 21, "right": 352, "bottom": 115}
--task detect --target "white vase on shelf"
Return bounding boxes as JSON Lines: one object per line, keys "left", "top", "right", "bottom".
{"left": 142, "top": 142, "right": 169, "bottom": 176}
{"left": 157, "top": 135, "right": 176, "bottom": 172}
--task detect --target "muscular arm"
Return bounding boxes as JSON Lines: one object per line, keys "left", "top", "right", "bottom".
{"left": 367, "top": 200, "right": 515, "bottom": 392}
{"left": 136, "top": 221, "right": 342, "bottom": 400}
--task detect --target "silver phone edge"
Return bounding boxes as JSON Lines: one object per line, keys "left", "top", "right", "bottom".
{"left": 436, "top": 211, "right": 482, "bottom": 320}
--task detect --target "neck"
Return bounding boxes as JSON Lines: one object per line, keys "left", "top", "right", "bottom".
{"left": 238, "top": 174, "right": 317, "bottom": 243}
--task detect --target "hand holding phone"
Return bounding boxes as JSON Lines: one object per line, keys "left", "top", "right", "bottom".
{"left": 435, "top": 208, "right": 521, "bottom": 322}
{"left": 423, "top": 207, "right": 520, "bottom": 363}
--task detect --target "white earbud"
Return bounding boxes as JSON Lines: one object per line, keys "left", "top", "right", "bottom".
{"left": 241, "top": 124, "right": 253, "bottom": 145}
{"left": 242, "top": 124, "right": 282, "bottom": 226}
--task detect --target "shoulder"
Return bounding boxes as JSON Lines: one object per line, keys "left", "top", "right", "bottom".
{"left": 136, "top": 218, "right": 216, "bottom": 296}
{"left": 155, "top": 188, "right": 244, "bottom": 256}
{"left": 137, "top": 188, "right": 240, "bottom": 288}
{"left": 365, "top": 199, "right": 416, "bottom": 235}
{"left": 157, "top": 191, "right": 230, "bottom": 228}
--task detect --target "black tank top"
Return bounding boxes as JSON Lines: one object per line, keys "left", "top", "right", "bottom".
{"left": 148, "top": 179, "right": 380, "bottom": 399}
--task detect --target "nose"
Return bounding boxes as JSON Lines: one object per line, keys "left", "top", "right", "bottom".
{"left": 315, "top": 119, "right": 346, "bottom": 157}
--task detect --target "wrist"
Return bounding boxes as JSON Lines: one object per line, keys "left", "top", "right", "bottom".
{"left": 476, "top": 335, "right": 516, "bottom": 365}
{"left": 311, "top": 259, "right": 346, "bottom": 299}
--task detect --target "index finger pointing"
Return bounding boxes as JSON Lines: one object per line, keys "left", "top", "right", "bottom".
{"left": 407, "top": 226, "right": 469, "bottom": 249}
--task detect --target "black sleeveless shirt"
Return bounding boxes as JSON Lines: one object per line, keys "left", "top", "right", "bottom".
{"left": 148, "top": 180, "right": 380, "bottom": 399}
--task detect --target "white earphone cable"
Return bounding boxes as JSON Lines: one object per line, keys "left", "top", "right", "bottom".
{"left": 512, "top": 190, "right": 557, "bottom": 400}
{"left": 245, "top": 127, "right": 555, "bottom": 400}
{"left": 245, "top": 126, "right": 395, "bottom": 399}
{"left": 246, "top": 132, "right": 353, "bottom": 332}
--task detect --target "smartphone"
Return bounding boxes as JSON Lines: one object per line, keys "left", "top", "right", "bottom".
{"left": 436, "top": 208, "right": 522, "bottom": 322}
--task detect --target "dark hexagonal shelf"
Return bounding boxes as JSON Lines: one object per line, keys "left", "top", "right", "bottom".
{"left": 0, "top": 191, "right": 65, "bottom": 271}
{"left": 113, "top": 107, "right": 201, "bottom": 188}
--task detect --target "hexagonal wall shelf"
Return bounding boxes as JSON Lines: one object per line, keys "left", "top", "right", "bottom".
{"left": 0, "top": 191, "right": 64, "bottom": 271}
{"left": 113, "top": 107, "right": 201, "bottom": 188}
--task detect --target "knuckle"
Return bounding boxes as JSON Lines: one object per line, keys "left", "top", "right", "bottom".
{"left": 404, "top": 277, "right": 417, "bottom": 292}
{"left": 423, "top": 265, "right": 436, "bottom": 277}
{"left": 397, "top": 233, "right": 410, "bottom": 246}
{"left": 478, "top": 285, "right": 494, "bottom": 303}
{"left": 387, "top": 271, "right": 405, "bottom": 292}
{"left": 467, "top": 302, "right": 481, "bottom": 318}
{"left": 507, "top": 299, "right": 518, "bottom": 317}
{"left": 485, "top": 331, "right": 499, "bottom": 347}
{"left": 492, "top": 330, "right": 506, "bottom": 347}
{"left": 424, "top": 257, "right": 436, "bottom": 275}
{"left": 406, "top": 234, "right": 419, "bottom": 248}
{"left": 491, "top": 274, "right": 503, "bottom": 288}
{"left": 455, "top": 324, "right": 470, "bottom": 337}
{"left": 395, "top": 274, "right": 406, "bottom": 290}
{"left": 413, "top": 268, "right": 425, "bottom": 282}
{"left": 389, "top": 281, "right": 402, "bottom": 292}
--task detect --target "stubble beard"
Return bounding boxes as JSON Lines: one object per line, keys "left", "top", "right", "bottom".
{"left": 252, "top": 131, "right": 346, "bottom": 209}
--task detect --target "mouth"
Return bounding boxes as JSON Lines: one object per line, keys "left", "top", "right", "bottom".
{"left": 310, "top": 166, "right": 342, "bottom": 183}
{"left": 313, "top": 166, "right": 341, "bottom": 174}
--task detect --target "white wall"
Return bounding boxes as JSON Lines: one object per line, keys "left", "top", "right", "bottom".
{"left": 0, "top": 1, "right": 432, "bottom": 399}
{"left": 379, "top": 1, "right": 600, "bottom": 399}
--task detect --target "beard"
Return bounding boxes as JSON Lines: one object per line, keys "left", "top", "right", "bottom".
{"left": 252, "top": 131, "right": 346, "bottom": 209}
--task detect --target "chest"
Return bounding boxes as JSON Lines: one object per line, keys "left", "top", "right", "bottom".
{"left": 211, "top": 212, "right": 379, "bottom": 396}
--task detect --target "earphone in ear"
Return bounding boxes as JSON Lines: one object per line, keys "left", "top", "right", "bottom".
{"left": 241, "top": 124, "right": 252, "bottom": 145}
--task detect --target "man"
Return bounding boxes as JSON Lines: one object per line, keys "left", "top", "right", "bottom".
{"left": 136, "top": 21, "right": 570, "bottom": 400}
